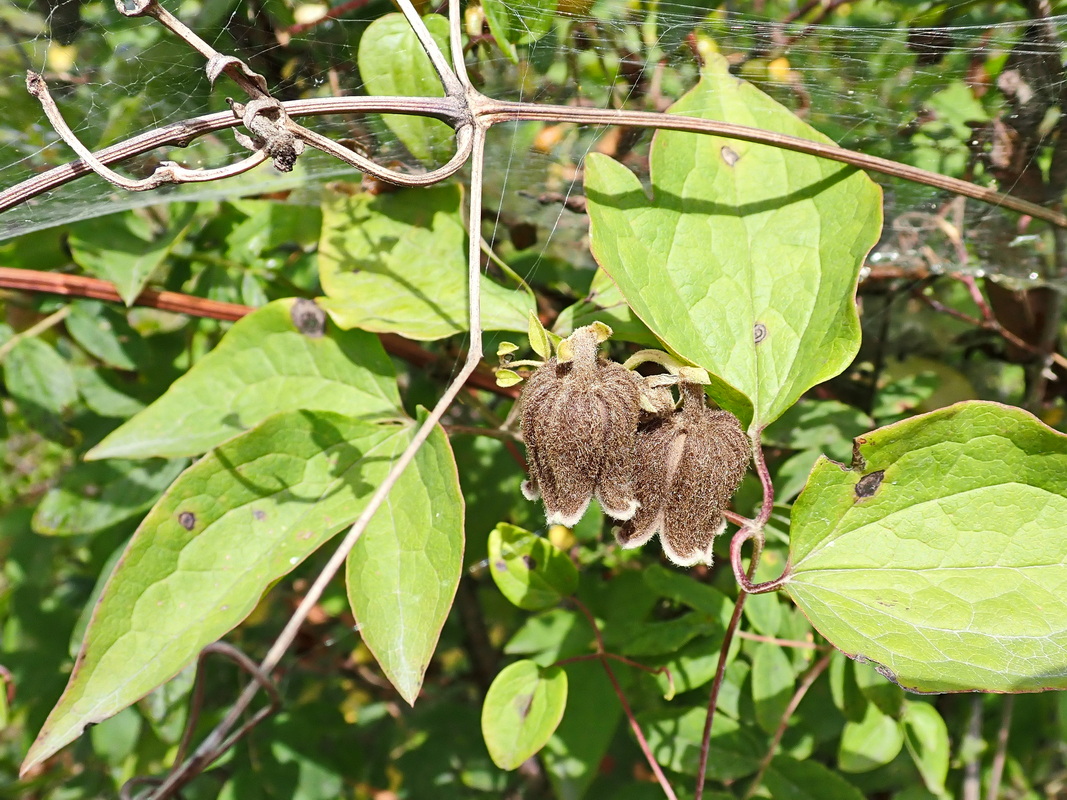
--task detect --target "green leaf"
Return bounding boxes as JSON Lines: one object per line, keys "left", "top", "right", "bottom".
{"left": 482, "top": 660, "right": 568, "bottom": 770}
{"left": 22, "top": 411, "right": 415, "bottom": 774}
{"left": 788, "top": 401, "right": 1067, "bottom": 692}
{"left": 3, "top": 337, "right": 77, "bottom": 436}
{"left": 752, "top": 643, "right": 795, "bottom": 734}
{"left": 853, "top": 660, "right": 904, "bottom": 718}
{"left": 763, "top": 399, "right": 873, "bottom": 462}
{"left": 66, "top": 300, "right": 149, "bottom": 371}
{"left": 837, "top": 701, "right": 904, "bottom": 773}
{"left": 488, "top": 523, "right": 579, "bottom": 611}
{"left": 764, "top": 755, "right": 864, "bottom": 800}
{"left": 641, "top": 705, "right": 763, "bottom": 780}
{"left": 528, "top": 311, "right": 553, "bottom": 359}
{"left": 901, "top": 700, "right": 950, "bottom": 795}
{"left": 69, "top": 204, "right": 196, "bottom": 305}
{"left": 553, "top": 269, "right": 658, "bottom": 347}
{"left": 584, "top": 53, "right": 882, "bottom": 429}
{"left": 356, "top": 14, "right": 454, "bottom": 162}
{"left": 828, "top": 651, "right": 868, "bottom": 724}
{"left": 642, "top": 563, "right": 732, "bottom": 625}
{"left": 88, "top": 298, "right": 400, "bottom": 460}
{"left": 483, "top": 0, "right": 557, "bottom": 62}
{"left": 346, "top": 414, "right": 464, "bottom": 705}
{"left": 318, "top": 184, "right": 534, "bottom": 340}
{"left": 33, "top": 458, "right": 188, "bottom": 536}
{"left": 542, "top": 659, "right": 622, "bottom": 800}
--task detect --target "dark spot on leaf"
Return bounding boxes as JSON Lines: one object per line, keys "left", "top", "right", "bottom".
{"left": 178, "top": 511, "right": 196, "bottom": 530}
{"left": 253, "top": 509, "right": 266, "bottom": 521}
{"left": 721, "top": 145, "right": 740, "bottom": 166}
{"left": 494, "top": 560, "right": 507, "bottom": 572}
{"left": 522, "top": 555, "right": 537, "bottom": 570}
{"left": 854, "top": 470, "right": 885, "bottom": 499}
{"left": 515, "top": 692, "right": 535, "bottom": 720}
{"left": 753, "top": 323, "right": 767, "bottom": 344}
{"left": 290, "top": 298, "right": 326, "bottom": 338}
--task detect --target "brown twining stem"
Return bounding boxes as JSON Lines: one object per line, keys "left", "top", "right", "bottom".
{"left": 0, "top": 268, "right": 517, "bottom": 398}
{"left": 916, "top": 281, "right": 1067, "bottom": 370}
{"left": 742, "top": 652, "right": 833, "bottom": 800}
{"left": 571, "top": 598, "right": 679, "bottom": 800}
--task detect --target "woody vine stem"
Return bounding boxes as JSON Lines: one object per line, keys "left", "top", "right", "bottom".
{"left": 5, "top": 0, "right": 1067, "bottom": 797}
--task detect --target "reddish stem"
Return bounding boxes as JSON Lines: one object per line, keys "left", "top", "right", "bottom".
{"left": 0, "top": 267, "right": 518, "bottom": 398}
{"left": 742, "top": 652, "right": 833, "bottom": 799}
{"left": 572, "top": 599, "right": 679, "bottom": 800}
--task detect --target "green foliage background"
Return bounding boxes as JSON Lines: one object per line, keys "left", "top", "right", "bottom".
{"left": 4, "top": 1, "right": 1067, "bottom": 799}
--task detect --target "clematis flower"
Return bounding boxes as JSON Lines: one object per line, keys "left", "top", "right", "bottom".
{"left": 520, "top": 324, "right": 642, "bottom": 526}
{"left": 615, "top": 382, "right": 750, "bottom": 566}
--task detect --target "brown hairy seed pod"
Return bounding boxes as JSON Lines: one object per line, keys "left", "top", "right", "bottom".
{"left": 519, "top": 325, "right": 642, "bottom": 526}
{"left": 615, "top": 382, "right": 750, "bottom": 567}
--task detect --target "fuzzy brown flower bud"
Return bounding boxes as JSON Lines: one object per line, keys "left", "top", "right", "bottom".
{"left": 615, "top": 383, "right": 750, "bottom": 566}
{"left": 520, "top": 326, "right": 642, "bottom": 526}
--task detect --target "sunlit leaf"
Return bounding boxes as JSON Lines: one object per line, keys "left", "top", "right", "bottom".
{"left": 88, "top": 298, "right": 401, "bottom": 460}
{"left": 318, "top": 184, "right": 534, "bottom": 340}
{"left": 356, "top": 14, "right": 454, "bottom": 162}
{"left": 488, "top": 523, "right": 578, "bottom": 611}
{"left": 585, "top": 53, "right": 882, "bottom": 429}
{"left": 346, "top": 414, "right": 463, "bottom": 705}
{"left": 788, "top": 401, "right": 1067, "bottom": 692}
{"left": 22, "top": 411, "right": 416, "bottom": 775}
{"left": 837, "top": 701, "right": 903, "bottom": 772}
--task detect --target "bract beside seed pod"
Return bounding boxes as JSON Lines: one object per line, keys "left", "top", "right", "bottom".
{"left": 519, "top": 325, "right": 642, "bottom": 526}
{"left": 615, "top": 383, "right": 750, "bottom": 567}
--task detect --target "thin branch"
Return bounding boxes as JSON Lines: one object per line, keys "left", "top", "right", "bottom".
{"left": 743, "top": 652, "right": 833, "bottom": 800}
{"left": 571, "top": 599, "right": 679, "bottom": 800}
{"left": 734, "top": 631, "right": 829, "bottom": 651}
{"left": 0, "top": 268, "right": 517, "bottom": 398}
{"left": 986, "top": 696, "right": 1015, "bottom": 800}
{"left": 554, "top": 652, "right": 676, "bottom": 698}
{"left": 917, "top": 285, "right": 1067, "bottom": 370}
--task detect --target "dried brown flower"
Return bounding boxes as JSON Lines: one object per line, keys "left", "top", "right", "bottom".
{"left": 520, "top": 325, "right": 642, "bottom": 526}
{"left": 615, "top": 383, "right": 750, "bottom": 567}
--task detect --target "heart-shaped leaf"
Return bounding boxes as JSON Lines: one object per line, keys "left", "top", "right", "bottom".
{"left": 585, "top": 53, "right": 882, "bottom": 429}
{"left": 788, "top": 401, "right": 1067, "bottom": 693}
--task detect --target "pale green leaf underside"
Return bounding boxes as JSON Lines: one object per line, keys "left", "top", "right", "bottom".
{"left": 346, "top": 414, "right": 464, "bottom": 705}
{"left": 88, "top": 298, "right": 400, "bottom": 460}
{"left": 318, "top": 184, "right": 534, "bottom": 340}
{"left": 584, "top": 53, "right": 882, "bottom": 428}
{"left": 788, "top": 401, "right": 1067, "bottom": 693}
{"left": 24, "top": 411, "right": 416, "bottom": 774}
{"left": 356, "top": 14, "right": 454, "bottom": 162}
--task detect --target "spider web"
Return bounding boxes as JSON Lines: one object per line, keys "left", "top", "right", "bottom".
{"left": 1, "top": 0, "right": 1065, "bottom": 285}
